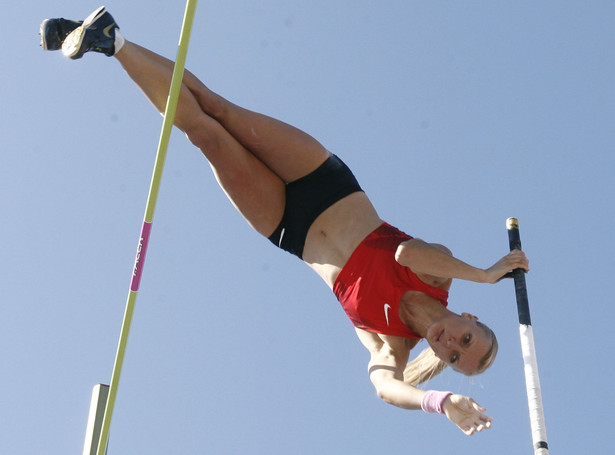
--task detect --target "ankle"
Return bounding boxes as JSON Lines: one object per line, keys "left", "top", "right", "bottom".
{"left": 114, "top": 30, "right": 126, "bottom": 55}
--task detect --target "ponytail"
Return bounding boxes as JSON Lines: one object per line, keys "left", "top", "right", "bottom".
{"left": 403, "top": 347, "right": 447, "bottom": 386}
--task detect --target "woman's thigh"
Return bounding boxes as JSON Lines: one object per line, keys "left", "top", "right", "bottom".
{"left": 186, "top": 112, "right": 287, "bottom": 237}
{"left": 189, "top": 82, "right": 331, "bottom": 183}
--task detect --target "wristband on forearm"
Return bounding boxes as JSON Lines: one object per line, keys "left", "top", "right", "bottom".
{"left": 421, "top": 390, "right": 453, "bottom": 414}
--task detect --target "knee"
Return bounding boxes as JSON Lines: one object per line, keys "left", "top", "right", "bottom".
{"left": 183, "top": 114, "right": 223, "bottom": 153}
{"left": 193, "top": 86, "right": 227, "bottom": 120}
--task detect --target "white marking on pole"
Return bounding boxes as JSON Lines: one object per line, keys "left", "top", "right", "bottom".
{"left": 519, "top": 324, "right": 549, "bottom": 454}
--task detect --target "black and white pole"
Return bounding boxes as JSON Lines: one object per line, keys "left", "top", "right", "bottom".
{"left": 507, "top": 218, "right": 549, "bottom": 454}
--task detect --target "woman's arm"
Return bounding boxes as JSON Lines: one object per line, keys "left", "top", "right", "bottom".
{"left": 355, "top": 328, "right": 422, "bottom": 408}
{"left": 395, "top": 238, "right": 529, "bottom": 284}
{"left": 363, "top": 333, "right": 492, "bottom": 435}
{"left": 368, "top": 350, "right": 426, "bottom": 409}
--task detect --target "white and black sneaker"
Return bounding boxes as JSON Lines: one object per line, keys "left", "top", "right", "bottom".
{"left": 62, "top": 6, "right": 120, "bottom": 59}
{"left": 40, "top": 17, "right": 83, "bottom": 51}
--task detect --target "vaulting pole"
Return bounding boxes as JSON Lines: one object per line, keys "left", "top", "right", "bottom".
{"left": 506, "top": 218, "right": 549, "bottom": 455}
{"left": 90, "top": 2, "right": 199, "bottom": 454}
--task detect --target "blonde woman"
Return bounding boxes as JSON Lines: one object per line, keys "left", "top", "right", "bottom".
{"left": 41, "top": 6, "right": 529, "bottom": 436}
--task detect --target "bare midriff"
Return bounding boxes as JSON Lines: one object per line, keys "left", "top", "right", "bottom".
{"left": 302, "top": 192, "right": 383, "bottom": 288}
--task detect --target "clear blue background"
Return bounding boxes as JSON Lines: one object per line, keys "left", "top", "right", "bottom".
{"left": 3, "top": 1, "right": 614, "bottom": 453}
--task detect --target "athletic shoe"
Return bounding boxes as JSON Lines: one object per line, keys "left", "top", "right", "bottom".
{"left": 62, "top": 6, "right": 120, "bottom": 59}
{"left": 40, "top": 18, "right": 83, "bottom": 51}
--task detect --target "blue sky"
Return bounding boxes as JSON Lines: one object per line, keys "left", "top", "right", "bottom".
{"left": 3, "top": 1, "right": 614, "bottom": 454}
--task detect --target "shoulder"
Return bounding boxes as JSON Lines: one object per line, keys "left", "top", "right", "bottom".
{"left": 395, "top": 240, "right": 453, "bottom": 290}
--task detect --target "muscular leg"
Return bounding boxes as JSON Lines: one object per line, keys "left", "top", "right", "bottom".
{"left": 124, "top": 42, "right": 331, "bottom": 183}
{"left": 114, "top": 41, "right": 285, "bottom": 236}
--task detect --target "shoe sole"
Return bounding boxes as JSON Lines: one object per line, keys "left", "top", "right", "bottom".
{"left": 39, "top": 19, "right": 52, "bottom": 50}
{"left": 61, "top": 6, "right": 107, "bottom": 59}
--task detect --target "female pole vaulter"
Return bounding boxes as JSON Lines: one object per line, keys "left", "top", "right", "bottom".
{"left": 40, "top": 6, "right": 529, "bottom": 436}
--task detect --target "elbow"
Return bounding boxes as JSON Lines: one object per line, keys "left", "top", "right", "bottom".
{"left": 370, "top": 374, "right": 392, "bottom": 404}
{"left": 375, "top": 386, "right": 395, "bottom": 405}
{"left": 371, "top": 375, "right": 399, "bottom": 405}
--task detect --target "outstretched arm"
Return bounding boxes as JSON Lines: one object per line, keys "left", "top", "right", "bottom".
{"left": 358, "top": 329, "right": 492, "bottom": 435}
{"left": 368, "top": 349, "right": 492, "bottom": 435}
{"left": 395, "top": 238, "right": 529, "bottom": 284}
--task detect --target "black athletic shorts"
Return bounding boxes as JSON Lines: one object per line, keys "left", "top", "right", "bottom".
{"left": 268, "top": 154, "right": 363, "bottom": 259}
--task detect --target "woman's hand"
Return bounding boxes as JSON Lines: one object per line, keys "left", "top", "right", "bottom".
{"left": 442, "top": 394, "right": 492, "bottom": 435}
{"left": 484, "top": 249, "right": 529, "bottom": 284}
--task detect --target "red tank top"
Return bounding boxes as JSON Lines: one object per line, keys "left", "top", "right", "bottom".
{"left": 333, "top": 223, "right": 449, "bottom": 338}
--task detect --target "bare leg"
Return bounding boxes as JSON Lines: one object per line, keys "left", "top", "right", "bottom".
{"left": 123, "top": 42, "right": 331, "bottom": 183}
{"left": 114, "top": 41, "right": 285, "bottom": 236}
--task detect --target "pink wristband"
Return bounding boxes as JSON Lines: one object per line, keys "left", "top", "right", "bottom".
{"left": 421, "top": 390, "right": 453, "bottom": 414}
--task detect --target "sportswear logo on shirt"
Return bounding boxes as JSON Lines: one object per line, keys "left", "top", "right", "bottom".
{"left": 384, "top": 303, "right": 392, "bottom": 326}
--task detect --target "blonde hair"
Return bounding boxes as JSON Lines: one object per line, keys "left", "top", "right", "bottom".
{"left": 403, "top": 321, "right": 498, "bottom": 386}
{"left": 403, "top": 347, "right": 448, "bottom": 386}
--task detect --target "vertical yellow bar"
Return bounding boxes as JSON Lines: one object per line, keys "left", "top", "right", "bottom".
{"left": 94, "top": 1, "right": 199, "bottom": 454}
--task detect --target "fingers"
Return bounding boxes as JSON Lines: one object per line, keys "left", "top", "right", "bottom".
{"left": 486, "top": 250, "right": 530, "bottom": 283}
{"left": 447, "top": 395, "right": 493, "bottom": 436}
{"left": 461, "top": 400, "right": 492, "bottom": 436}
{"left": 509, "top": 249, "right": 530, "bottom": 272}
{"left": 462, "top": 418, "right": 492, "bottom": 436}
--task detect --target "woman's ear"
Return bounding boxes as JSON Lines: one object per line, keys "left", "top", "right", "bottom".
{"left": 461, "top": 312, "right": 479, "bottom": 321}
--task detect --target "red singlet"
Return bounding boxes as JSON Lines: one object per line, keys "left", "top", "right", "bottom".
{"left": 333, "top": 223, "right": 449, "bottom": 338}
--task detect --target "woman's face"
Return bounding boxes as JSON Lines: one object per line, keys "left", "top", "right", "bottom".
{"left": 426, "top": 313, "right": 491, "bottom": 374}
